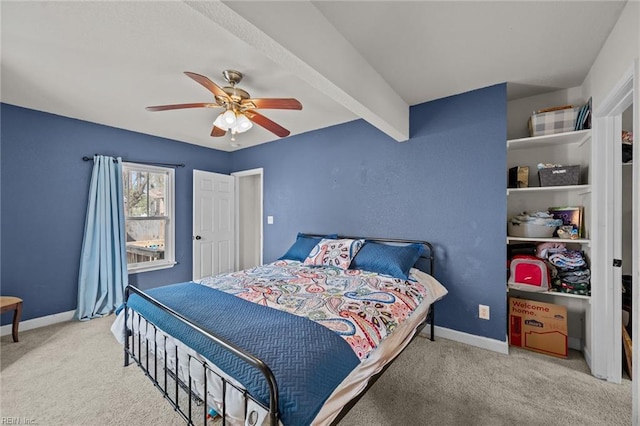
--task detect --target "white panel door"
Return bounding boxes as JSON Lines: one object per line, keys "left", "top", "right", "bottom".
{"left": 193, "top": 170, "right": 235, "bottom": 281}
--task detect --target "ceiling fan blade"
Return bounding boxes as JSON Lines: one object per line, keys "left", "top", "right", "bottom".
{"left": 146, "top": 102, "right": 219, "bottom": 112}
{"left": 244, "top": 111, "right": 290, "bottom": 137}
{"left": 184, "top": 72, "right": 230, "bottom": 100}
{"left": 242, "top": 98, "right": 303, "bottom": 110}
{"left": 211, "top": 126, "right": 226, "bottom": 137}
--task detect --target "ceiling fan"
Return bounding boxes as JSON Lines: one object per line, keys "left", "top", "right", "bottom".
{"left": 146, "top": 70, "right": 302, "bottom": 143}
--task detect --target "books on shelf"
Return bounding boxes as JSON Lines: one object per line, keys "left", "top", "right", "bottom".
{"left": 574, "top": 97, "right": 592, "bottom": 131}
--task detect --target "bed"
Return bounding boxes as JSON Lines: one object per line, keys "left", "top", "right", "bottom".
{"left": 111, "top": 234, "right": 447, "bottom": 425}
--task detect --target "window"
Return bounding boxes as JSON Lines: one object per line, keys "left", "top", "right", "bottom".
{"left": 122, "top": 163, "right": 175, "bottom": 273}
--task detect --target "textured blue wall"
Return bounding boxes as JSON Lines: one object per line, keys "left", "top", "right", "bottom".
{"left": 1, "top": 83, "right": 507, "bottom": 341}
{"left": 232, "top": 84, "right": 507, "bottom": 340}
{"left": 1, "top": 104, "right": 231, "bottom": 324}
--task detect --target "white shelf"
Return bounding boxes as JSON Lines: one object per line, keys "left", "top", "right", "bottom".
{"left": 507, "top": 130, "right": 591, "bottom": 150}
{"left": 508, "top": 287, "right": 590, "bottom": 300}
{"left": 622, "top": 162, "right": 632, "bottom": 167}
{"left": 507, "top": 237, "right": 590, "bottom": 245}
{"left": 507, "top": 184, "right": 591, "bottom": 196}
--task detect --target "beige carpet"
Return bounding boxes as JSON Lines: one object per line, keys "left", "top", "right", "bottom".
{"left": 0, "top": 316, "right": 631, "bottom": 426}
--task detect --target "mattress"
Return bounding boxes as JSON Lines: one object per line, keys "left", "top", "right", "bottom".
{"left": 111, "top": 264, "right": 447, "bottom": 425}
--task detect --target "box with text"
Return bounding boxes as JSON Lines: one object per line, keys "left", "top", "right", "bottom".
{"left": 508, "top": 297, "right": 568, "bottom": 358}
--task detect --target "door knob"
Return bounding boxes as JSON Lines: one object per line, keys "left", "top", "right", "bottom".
{"left": 194, "top": 235, "right": 202, "bottom": 240}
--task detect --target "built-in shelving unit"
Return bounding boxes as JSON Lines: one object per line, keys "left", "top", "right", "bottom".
{"left": 507, "top": 129, "right": 593, "bottom": 353}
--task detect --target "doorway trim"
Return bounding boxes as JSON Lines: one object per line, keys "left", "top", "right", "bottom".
{"left": 591, "top": 62, "right": 636, "bottom": 389}
{"left": 231, "top": 168, "right": 264, "bottom": 269}
{"left": 633, "top": 59, "right": 639, "bottom": 426}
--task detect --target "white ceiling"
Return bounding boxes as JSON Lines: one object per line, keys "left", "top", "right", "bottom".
{"left": 1, "top": 1, "right": 627, "bottom": 152}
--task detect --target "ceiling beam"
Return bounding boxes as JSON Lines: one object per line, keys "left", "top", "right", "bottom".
{"left": 185, "top": 0, "right": 409, "bottom": 142}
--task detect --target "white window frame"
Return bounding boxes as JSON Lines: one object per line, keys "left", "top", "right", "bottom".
{"left": 122, "top": 162, "right": 176, "bottom": 274}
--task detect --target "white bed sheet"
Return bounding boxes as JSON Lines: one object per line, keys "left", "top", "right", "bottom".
{"left": 111, "top": 268, "right": 447, "bottom": 425}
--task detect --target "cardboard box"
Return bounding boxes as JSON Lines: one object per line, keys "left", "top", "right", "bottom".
{"left": 508, "top": 297, "right": 568, "bottom": 358}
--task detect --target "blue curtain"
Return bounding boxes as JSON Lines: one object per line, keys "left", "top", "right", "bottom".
{"left": 76, "top": 155, "right": 128, "bottom": 321}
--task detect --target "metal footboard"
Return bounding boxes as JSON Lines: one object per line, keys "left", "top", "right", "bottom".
{"left": 122, "top": 236, "right": 438, "bottom": 425}
{"left": 123, "top": 285, "right": 280, "bottom": 426}
{"left": 123, "top": 287, "right": 437, "bottom": 426}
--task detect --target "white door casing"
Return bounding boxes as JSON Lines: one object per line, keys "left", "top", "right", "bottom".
{"left": 631, "top": 59, "right": 638, "bottom": 426}
{"left": 193, "top": 170, "right": 235, "bottom": 281}
{"left": 592, "top": 63, "right": 635, "bottom": 384}
{"left": 232, "top": 168, "right": 264, "bottom": 270}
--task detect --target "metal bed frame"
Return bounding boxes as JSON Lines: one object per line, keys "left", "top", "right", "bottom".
{"left": 122, "top": 236, "right": 437, "bottom": 425}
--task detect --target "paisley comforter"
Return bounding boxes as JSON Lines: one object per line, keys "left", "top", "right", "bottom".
{"left": 200, "top": 260, "right": 430, "bottom": 360}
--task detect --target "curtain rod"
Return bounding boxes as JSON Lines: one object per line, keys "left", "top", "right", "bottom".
{"left": 82, "top": 155, "right": 185, "bottom": 168}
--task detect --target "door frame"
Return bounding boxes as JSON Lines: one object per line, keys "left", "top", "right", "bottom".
{"left": 631, "top": 59, "right": 639, "bottom": 426}
{"left": 592, "top": 61, "right": 637, "bottom": 393}
{"left": 231, "top": 168, "right": 264, "bottom": 269}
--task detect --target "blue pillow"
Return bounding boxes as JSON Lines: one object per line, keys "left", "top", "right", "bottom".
{"left": 349, "top": 242, "right": 424, "bottom": 280}
{"left": 279, "top": 233, "right": 338, "bottom": 262}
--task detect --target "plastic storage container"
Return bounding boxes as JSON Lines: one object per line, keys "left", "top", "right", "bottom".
{"left": 508, "top": 222, "right": 555, "bottom": 238}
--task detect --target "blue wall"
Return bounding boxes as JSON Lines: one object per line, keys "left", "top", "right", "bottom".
{"left": 232, "top": 84, "right": 507, "bottom": 340}
{"left": 1, "top": 104, "right": 231, "bottom": 323}
{"left": 1, "top": 83, "right": 507, "bottom": 341}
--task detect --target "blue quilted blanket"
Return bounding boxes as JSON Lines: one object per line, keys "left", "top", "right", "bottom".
{"left": 126, "top": 282, "right": 359, "bottom": 425}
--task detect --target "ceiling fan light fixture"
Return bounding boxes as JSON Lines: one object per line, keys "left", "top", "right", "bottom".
{"left": 222, "top": 109, "right": 237, "bottom": 126}
{"left": 213, "top": 113, "right": 229, "bottom": 131}
{"left": 235, "top": 114, "right": 253, "bottom": 133}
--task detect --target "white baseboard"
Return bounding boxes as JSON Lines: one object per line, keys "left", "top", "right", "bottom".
{"left": 422, "top": 325, "right": 584, "bottom": 359}
{"left": 568, "top": 337, "right": 582, "bottom": 352}
{"left": 583, "top": 346, "right": 592, "bottom": 370}
{"left": 4, "top": 311, "right": 584, "bottom": 361}
{"left": 1, "top": 310, "right": 75, "bottom": 337}
{"left": 420, "top": 325, "right": 509, "bottom": 354}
